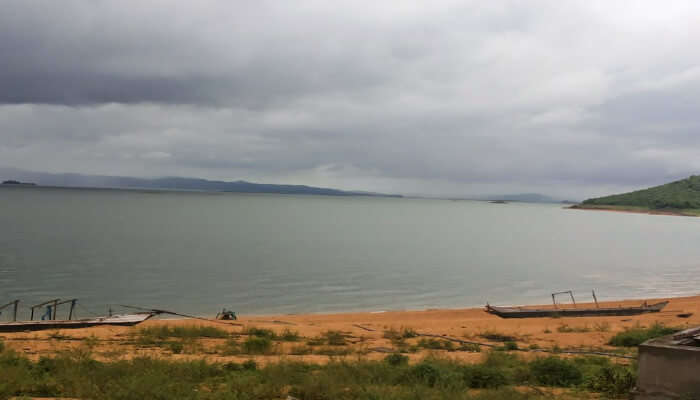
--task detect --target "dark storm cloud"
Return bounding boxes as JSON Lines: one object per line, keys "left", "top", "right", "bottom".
{"left": 2, "top": 1, "right": 700, "bottom": 198}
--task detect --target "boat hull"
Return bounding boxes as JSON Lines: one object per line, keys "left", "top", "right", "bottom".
{"left": 485, "top": 301, "right": 669, "bottom": 319}
{"left": 0, "top": 312, "right": 155, "bottom": 332}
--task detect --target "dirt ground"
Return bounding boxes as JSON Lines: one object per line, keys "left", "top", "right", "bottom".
{"left": 2, "top": 295, "right": 698, "bottom": 364}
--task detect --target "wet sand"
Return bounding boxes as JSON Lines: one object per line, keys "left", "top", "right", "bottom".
{"left": 568, "top": 204, "right": 699, "bottom": 217}
{"left": 2, "top": 295, "right": 698, "bottom": 364}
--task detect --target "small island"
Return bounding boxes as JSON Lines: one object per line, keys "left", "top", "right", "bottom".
{"left": 2, "top": 179, "right": 36, "bottom": 186}
{"left": 570, "top": 175, "right": 700, "bottom": 217}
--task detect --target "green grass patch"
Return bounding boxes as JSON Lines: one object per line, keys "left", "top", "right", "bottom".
{"left": 242, "top": 336, "right": 274, "bottom": 355}
{"left": 137, "top": 325, "right": 229, "bottom": 340}
{"left": 608, "top": 322, "right": 681, "bottom": 347}
{"left": 0, "top": 340, "right": 639, "bottom": 399}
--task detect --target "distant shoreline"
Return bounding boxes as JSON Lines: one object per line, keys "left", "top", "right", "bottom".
{"left": 568, "top": 204, "right": 700, "bottom": 217}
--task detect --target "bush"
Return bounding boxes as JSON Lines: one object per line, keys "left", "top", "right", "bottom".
{"left": 583, "top": 363, "right": 636, "bottom": 395}
{"left": 406, "top": 362, "right": 442, "bottom": 387}
{"left": 167, "top": 342, "right": 184, "bottom": 354}
{"left": 242, "top": 359, "right": 257, "bottom": 370}
{"left": 504, "top": 341, "right": 518, "bottom": 351}
{"left": 608, "top": 322, "right": 680, "bottom": 347}
{"left": 463, "top": 364, "right": 509, "bottom": 388}
{"left": 242, "top": 336, "right": 273, "bottom": 354}
{"left": 385, "top": 353, "right": 409, "bottom": 366}
{"left": 530, "top": 357, "right": 582, "bottom": 387}
{"left": 244, "top": 327, "right": 276, "bottom": 339}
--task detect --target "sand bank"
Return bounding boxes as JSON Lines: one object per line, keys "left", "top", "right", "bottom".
{"left": 2, "top": 295, "right": 698, "bottom": 364}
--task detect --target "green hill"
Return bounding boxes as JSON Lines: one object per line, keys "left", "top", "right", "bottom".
{"left": 579, "top": 175, "right": 700, "bottom": 215}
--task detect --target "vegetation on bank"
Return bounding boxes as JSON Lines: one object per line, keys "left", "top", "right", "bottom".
{"left": 578, "top": 175, "right": 700, "bottom": 214}
{"left": 0, "top": 337, "right": 638, "bottom": 399}
{"left": 607, "top": 322, "right": 681, "bottom": 347}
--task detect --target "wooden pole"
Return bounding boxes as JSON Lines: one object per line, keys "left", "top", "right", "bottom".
{"left": 69, "top": 299, "right": 76, "bottom": 320}
{"left": 55, "top": 299, "right": 78, "bottom": 320}
{"left": 0, "top": 300, "right": 20, "bottom": 321}
{"left": 569, "top": 291, "right": 576, "bottom": 308}
{"left": 552, "top": 293, "right": 557, "bottom": 309}
{"left": 592, "top": 290, "right": 599, "bottom": 308}
{"left": 52, "top": 299, "right": 58, "bottom": 320}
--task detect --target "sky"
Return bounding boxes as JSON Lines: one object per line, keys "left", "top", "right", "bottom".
{"left": 2, "top": 1, "right": 700, "bottom": 199}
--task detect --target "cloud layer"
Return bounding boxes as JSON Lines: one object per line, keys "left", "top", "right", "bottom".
{"left": 2, "top": 1, "right": 700, "bottom": 198}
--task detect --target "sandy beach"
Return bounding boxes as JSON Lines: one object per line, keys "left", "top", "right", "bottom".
{"left": 1, "top": 295, "right": 698, "bottom": 365}
{"left": 568, "top": 204, "right": 700, "bottom": 217}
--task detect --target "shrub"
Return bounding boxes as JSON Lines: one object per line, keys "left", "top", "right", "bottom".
{"left": 244, "top": 327, "right": 276, "bottom": 339}
{"left": 463, "top": 365, "right": 509, "bottom": 388}
{"left": 405, "top": 362, "right": 442, "bottom": 387}
{"left": 242, "top": 359, "right": 257, "bottom": 370}
{"left": 583, "top": 363, "right": 637, "bottom": 395}
{"left": 608, "top": 322, "right": 680, "bottom": 347}
{"left": 167, "top": 342, "right": 184, "bottom": 354}
{"left": 504, "top": 341, "right": 518, "bottom": 351}
{"left": 384, "top": 353, "right": 409, "bottom": 366}
{"left": 243, "top": 336, "right": 273, "bottom": 354}
{"left": 530, "top": 357, "right": 582, "bottom": 386}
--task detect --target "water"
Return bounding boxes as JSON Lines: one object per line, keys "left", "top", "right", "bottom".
{"left": 1, "top": 186, "right": 699, "bottom": 318}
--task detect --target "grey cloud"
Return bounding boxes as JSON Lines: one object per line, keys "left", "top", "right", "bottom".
{"left": 2, "top": 1, "right": 700, "bottom": 198}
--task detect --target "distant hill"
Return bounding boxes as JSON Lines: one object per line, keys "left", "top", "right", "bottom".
{"left": 0, "top": 167, "right": 401, "bottom": 198}
{"left": 578, "top": 175, "right": 700, "bottom": 214}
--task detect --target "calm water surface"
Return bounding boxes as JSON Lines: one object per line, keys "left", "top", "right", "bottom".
{"left": 1, "top": 186, "right": 699, "bottom": 318}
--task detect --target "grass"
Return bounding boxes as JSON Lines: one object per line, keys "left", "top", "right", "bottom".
{"left": 384, "top": 327, "right": 418, "bottom": 340}
{"left": 137, "top": 325, "right": 230, "bottom": 340}
{"left": 242, "top": 336, "right": 274, "bottom": 354}
{"left": 0, "top": 342, "right": 637, "bottom": 399}
{"left": 608, "top": 322, "right": 681, "bottom": 347}
{"left": 243, "top": 326, "right": 301, "bottom": 341}
{"left": 306, "top": 330, "right": 348, "bottom": 347}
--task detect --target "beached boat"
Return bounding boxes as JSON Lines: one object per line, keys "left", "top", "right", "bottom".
{"left": 0, "top": 298, "right": 157, "bottom": 332}
{"left": 0, "top": 312, "right": 156, "bottom": 332}
{"left": 485, "top": 301, "right": 669, "bottom": 319}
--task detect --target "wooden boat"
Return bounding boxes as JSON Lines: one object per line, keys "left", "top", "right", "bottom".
{"left": 485, "top": 301, "right": 669, "bottom": 319}
{"left": 0, "top": 312, "right": 156, "bottom": 332}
